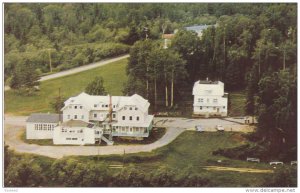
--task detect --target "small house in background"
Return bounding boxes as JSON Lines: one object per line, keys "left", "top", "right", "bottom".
{"left": 192, "top": 80, "right": 228, "bottom": 117}
{"left": 185, "top": 24, "right": 214, "bottom": 38}
{"left": 161, "top": 33, "right": 175, "bottom": 49}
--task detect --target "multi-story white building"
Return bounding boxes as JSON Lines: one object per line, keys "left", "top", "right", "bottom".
{"left": 192, "top": 80, "right": 228, "bottom": 117}
{"left": 26, "top": 92, "right": 154, "bottom": 145}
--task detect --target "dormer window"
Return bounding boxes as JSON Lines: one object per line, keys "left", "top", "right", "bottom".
{"left": 80, "top": 106, "right": 83, "bottom": 109}
{"left": 94, "top": 104, "right": 97, "bottom": 108}
{"left": 102, "top": 104, "right": 104, "bottom": 108}
{"left": 135, "top": 107, "right": 138, "bottom": 110}
{"left": 105, "top": 105, "right": 108, "bottom": 107}
{"left": 129, "top": 107, "right": 132, "bottom": 110}
{"left": 75, "top": 106, "right": 77, "bottom": 109}
{"left": 113, "top": 105, "right": 116, "bottom": 108}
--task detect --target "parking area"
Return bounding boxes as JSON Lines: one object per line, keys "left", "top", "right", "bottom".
{"left": 153, "top": 117, "right": 254, "bottom": 132}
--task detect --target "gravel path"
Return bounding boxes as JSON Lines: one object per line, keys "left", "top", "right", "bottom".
{"left": 4, "top": 54, "right": 129, "bottom": 91}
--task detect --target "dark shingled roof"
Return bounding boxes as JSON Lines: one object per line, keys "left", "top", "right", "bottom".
{"left": 26, "top": 113, "right": 62, "bottom": 123}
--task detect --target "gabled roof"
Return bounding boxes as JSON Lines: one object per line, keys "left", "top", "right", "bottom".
{"left": 61, "top": 92, "right": 150, "bottom": 113}
{"left": 162, "top": 34, "right": 175, "bottom": 39}
{"left": 26, "top": 113, "right": 62, "bottom": 123}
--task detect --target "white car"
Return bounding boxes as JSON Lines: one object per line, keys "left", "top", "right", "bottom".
{"left": 195, "top": 125, "right": 204, "bottom": 132}
{"left": 216, "top": 125, "right": 224, "bottom": 132}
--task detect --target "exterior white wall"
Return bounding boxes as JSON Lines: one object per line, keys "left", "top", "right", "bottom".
{"left": 26, "top": 122, "right": 56, "bottom": 139}
{"left": 53, "top": 126, "right": 95, "bottom": 145}
{"left": 117, "top": 105, "right": 145, "bottom": 125}
{"left": 193, "top": 81, "right": 228, "bottom": 117}
{"left": 63, "top": 104, "right": 89, "bottom": 122}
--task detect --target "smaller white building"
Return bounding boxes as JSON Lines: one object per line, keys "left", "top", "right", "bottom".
{"left": 193, "top": 80, "right": 228, "bottom": 117}
{"left": 26, "top": 113, "right": 61, "bottom": 139}
{"left": 53, "top": 120, "right": 101, "bottom": 145}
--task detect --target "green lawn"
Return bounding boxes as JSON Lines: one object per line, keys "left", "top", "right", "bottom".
{"left": 4, "top": 58, "right": 128, "bottom": 116}
{"left": 229, "top": 90, "right": 246, "bottom": 117}
{"left": 74, "top": 131, "right": 276, "bottom": 187}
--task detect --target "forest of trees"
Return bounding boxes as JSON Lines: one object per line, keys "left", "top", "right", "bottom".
{"left": 122, "top": 3, "right": 297, "bottom": 161}
{"left": 4, "top": 3, "right": 297, "bottom": 186}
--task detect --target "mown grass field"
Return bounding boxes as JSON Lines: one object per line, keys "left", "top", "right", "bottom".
{"left": 4, "top": 58, "right": 128, "bottom": 116}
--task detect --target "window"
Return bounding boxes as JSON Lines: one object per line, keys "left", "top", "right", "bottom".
{"left": 130, "top": 128, "right": 132, "bottom": 132}
{"left": 94, "top": 113, "right": 97, "bottom": 118}
{"left": 112, "top": 114, "right": 116, "bottom": 118}
{"left": 124, "top": 107, "right": 127, "bottom": 110}
{"left": 223, "top": 106, "right": 226, "bottom": 109}
{"left": 75, "top": 106, "right": 77, "bottom": 109}
{"left": 122, "top": 116, "right": 125, "bottom": 120}
{"left": 105, "top": 105, "right": 108, "bottom": 107}
{"left": 135, "top": 107, "right": 138, "bottom": 110}
{"left": 129, "top": 116, "right": 132, "bottom": 121}
{"left": 72, "top": 138, "right": 77, "bottom": 140}
{"left": 129, "top": 107, "right": 132, "bottom": 110}
{"left": 69, "top": 106, "right": 72, "bottom": 109}
{"left": 66, "top": 138, "right": 71, "bottom": 140}
{"left": 200, "top": 106, "right": 202, "bottom": 110}
{"left": 198, "top": 98, "right": 204, "bottom": 102}
{"left": 102, "top": 104, "right": 104, "bottom": 107}
{"left": 81, "top": 115, "right": 84, "bottom": 119}
{"left": 94, "top": 104, "right": 97, "bottom": 108}
{"left": 113, "top": 105, "right": 116, "bottom": 108}
{"left": 67, "top": 115, "right": 70, "bottom": 119}
{"left": 207, "top": 99, "right": 209, "bottom": 103}
{"left": 213, "top": 99, "right": 218, "bottom": 103}
{"left": 137, "top": 116, "right": 140, "bottom": 121}
{"left": 80, "top": 106, "right": 83, "bottom": 109}
{"left": 74, "top": 115, "right": 77, "bottom": 119}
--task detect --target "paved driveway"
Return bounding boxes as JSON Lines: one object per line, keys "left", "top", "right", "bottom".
{"left": 4, "top": 116, "right": 254, "bottom": 159}
{"left": 4, "top": 124, "right": 185, "bottom": 159}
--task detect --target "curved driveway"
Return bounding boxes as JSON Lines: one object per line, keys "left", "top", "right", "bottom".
{"left": 4, "top": 116, "right": 253, "bottom": 159}
{"left": 4, "top": 124, "right": 185, "bottom": 159}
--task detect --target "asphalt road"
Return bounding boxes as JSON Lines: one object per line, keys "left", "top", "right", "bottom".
{"left": 4, "top": 54, "right": 129, "bottom": 91}
{"left": 4, "top": 116, "right": 254, "bottom": 159}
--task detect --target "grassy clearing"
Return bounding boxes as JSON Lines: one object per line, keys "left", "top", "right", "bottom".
{"left": 5, "top": 58, "right": 128, "bottom": 116}
{"left": 229, "top": 90, "right": 246, "bottom": 117}
{"left": 74, "top": 131, "right": 276, "bottom": 186}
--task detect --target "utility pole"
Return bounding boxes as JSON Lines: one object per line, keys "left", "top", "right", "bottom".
{"left": 48, "top": 49, "right": 53, "bottom": 73}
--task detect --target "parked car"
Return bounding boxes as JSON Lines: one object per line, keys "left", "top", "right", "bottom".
{"left": 195, "top": 125, "right": 204, "bottom": 132}
{"left": 216, "top": 125, "right": 224, "bottom": 132}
